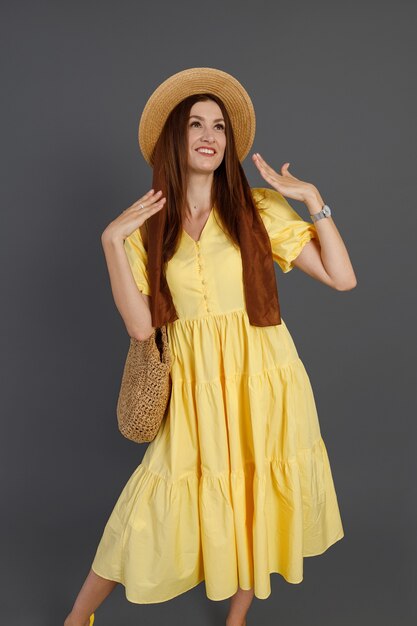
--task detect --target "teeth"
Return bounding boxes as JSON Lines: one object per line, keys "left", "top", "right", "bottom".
{"left": 197, "top": 148, "right": 215, "bottom": 154}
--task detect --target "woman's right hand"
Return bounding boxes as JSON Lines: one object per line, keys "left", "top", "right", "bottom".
{"left": 102, "top": 189, "right": 166, "bottom": 242}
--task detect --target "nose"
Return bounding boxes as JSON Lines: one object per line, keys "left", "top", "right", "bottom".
{"left": 200, "top": 130, "right": 215, "bottom": 143}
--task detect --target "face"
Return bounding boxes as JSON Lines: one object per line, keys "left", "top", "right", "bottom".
{"left": 187, "top": 99, "right": 226, "bottom": 174}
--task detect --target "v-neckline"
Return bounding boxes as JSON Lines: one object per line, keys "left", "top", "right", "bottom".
{"left": 182, "top": 207, "right": 214, "bottom": 244}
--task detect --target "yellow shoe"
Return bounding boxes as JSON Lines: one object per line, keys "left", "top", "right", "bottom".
{"left": 89, "top": 614, "right": 95, "bottom": 626}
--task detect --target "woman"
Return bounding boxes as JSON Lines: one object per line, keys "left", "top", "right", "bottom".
{"left": 64, "top": 67, "right": 356, "bottom": 626}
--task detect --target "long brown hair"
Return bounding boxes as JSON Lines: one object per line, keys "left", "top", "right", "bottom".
{"left": 147, "top": 93, "right": 267, "bottom": 269}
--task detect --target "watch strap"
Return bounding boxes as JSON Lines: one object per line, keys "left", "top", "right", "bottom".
{"left": 310, "top": 204, "right": 331, "bottom": 222}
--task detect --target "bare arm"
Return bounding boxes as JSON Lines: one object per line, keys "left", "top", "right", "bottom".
{"left": 101, "top": 233, "right": 154, "bottom": 340}
{"left": 101, "top": 188, "right": 166, "bottom": 341}
{"left": 252, "top": 153, "right": 357, "bottom": 290}
{"left": 292, "top": 189, "right": 357, "bottom": 291}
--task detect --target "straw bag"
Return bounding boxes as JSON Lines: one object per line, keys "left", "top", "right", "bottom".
{"left": 116, "top": 325, "right": 172, "bottom": 443}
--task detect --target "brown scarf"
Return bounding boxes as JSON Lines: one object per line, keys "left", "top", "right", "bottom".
{"left": 141, "top": 197, "right": 282, "bottom": 328}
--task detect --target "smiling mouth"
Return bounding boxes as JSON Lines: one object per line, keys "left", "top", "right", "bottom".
{"left": 196, "top": 148, "right": 216, "bottom": 156}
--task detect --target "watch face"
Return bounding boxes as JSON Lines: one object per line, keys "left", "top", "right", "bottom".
{"left": 323, "top": 205, "right": 331, "bottom": 216}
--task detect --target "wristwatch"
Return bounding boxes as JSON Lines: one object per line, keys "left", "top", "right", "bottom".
{"left": 310, "top": 204, "right": 331, "bottom": 222}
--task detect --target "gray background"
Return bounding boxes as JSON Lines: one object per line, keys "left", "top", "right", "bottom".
{"left": 1, "top": 1, "right": 416, "bottom": 625}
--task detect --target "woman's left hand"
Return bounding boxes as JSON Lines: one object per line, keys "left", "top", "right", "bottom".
{"left": 252, "top": 152, "right": 317, "bottom": 203}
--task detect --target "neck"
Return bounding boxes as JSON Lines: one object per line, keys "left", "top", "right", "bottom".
{"left": 185, "top": 171, "right": 214, "bottom": 218}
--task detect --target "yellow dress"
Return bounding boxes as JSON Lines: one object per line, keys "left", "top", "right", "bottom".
{"left": 91, "top": 187, "right": 345, "bottom": 603}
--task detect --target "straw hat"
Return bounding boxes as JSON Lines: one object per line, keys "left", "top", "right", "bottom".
{"left": 138, "top": 67, "right": 256, "bottom": 167}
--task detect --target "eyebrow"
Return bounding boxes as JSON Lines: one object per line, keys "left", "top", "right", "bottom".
{"left": 189, "top": 114, "right": 225, "bottom": 123}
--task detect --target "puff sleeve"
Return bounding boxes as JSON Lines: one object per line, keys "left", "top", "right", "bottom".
{"left": 123, "top": 227, "right": 151, "bottom": 295}
{"left": 253, "top": 187, "right": 319, "bottom": 273}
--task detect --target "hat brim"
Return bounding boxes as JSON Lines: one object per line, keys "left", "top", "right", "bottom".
{"left": 138, "top": 67, "right": 256, "bottom": 167}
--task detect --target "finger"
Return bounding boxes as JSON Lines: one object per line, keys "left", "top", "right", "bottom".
{"left": 258, "top": 164, "right": 280, "bottom": 185}
{"left": 258, "top": 157, "right": 279, "bottom": 178}
{"left": 254, "top": 153, "right": 270, "bottom": 167}
{"left": 281, "top": 164, "right": 297, "bottom": 180}
{"left": 262, "top": 172, "right": 279, "bottom": 186}
{"left": 135, "top": 190, "right": 163, "bottom": 210}
{"left": 143, "top": 197, "right": 166, "bottom": 214}
{"left": 253, "top": 153, "right": 267, "bottom": 169}
{"left": 252, "top": 154, "right": 264, "bottom": 168}
{"left": 152, "top": 198, "right": 166, "bottom": 211}
{"left": 253, "top": 153, "right": 278, "bottom": 178}
{"left": 147, "top": 193, "right": 166, "bottom": 209}
{"left": 138, "top": 188, "right": 156, "bottom": 203}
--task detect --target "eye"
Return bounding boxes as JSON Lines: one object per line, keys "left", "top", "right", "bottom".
{"left": 189, "top": 121, "right": 225, "bottom": 130}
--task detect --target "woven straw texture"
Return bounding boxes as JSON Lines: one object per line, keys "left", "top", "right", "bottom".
{"left": 138, "top": 67, "right": 256, "bottom": 166}
{"left": 117, "top": 326, "right": 172, "bottom": 443}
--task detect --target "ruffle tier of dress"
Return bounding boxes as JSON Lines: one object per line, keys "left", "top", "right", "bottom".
{"left": 91, "top": 309, "right": 344, "bottom": 603}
